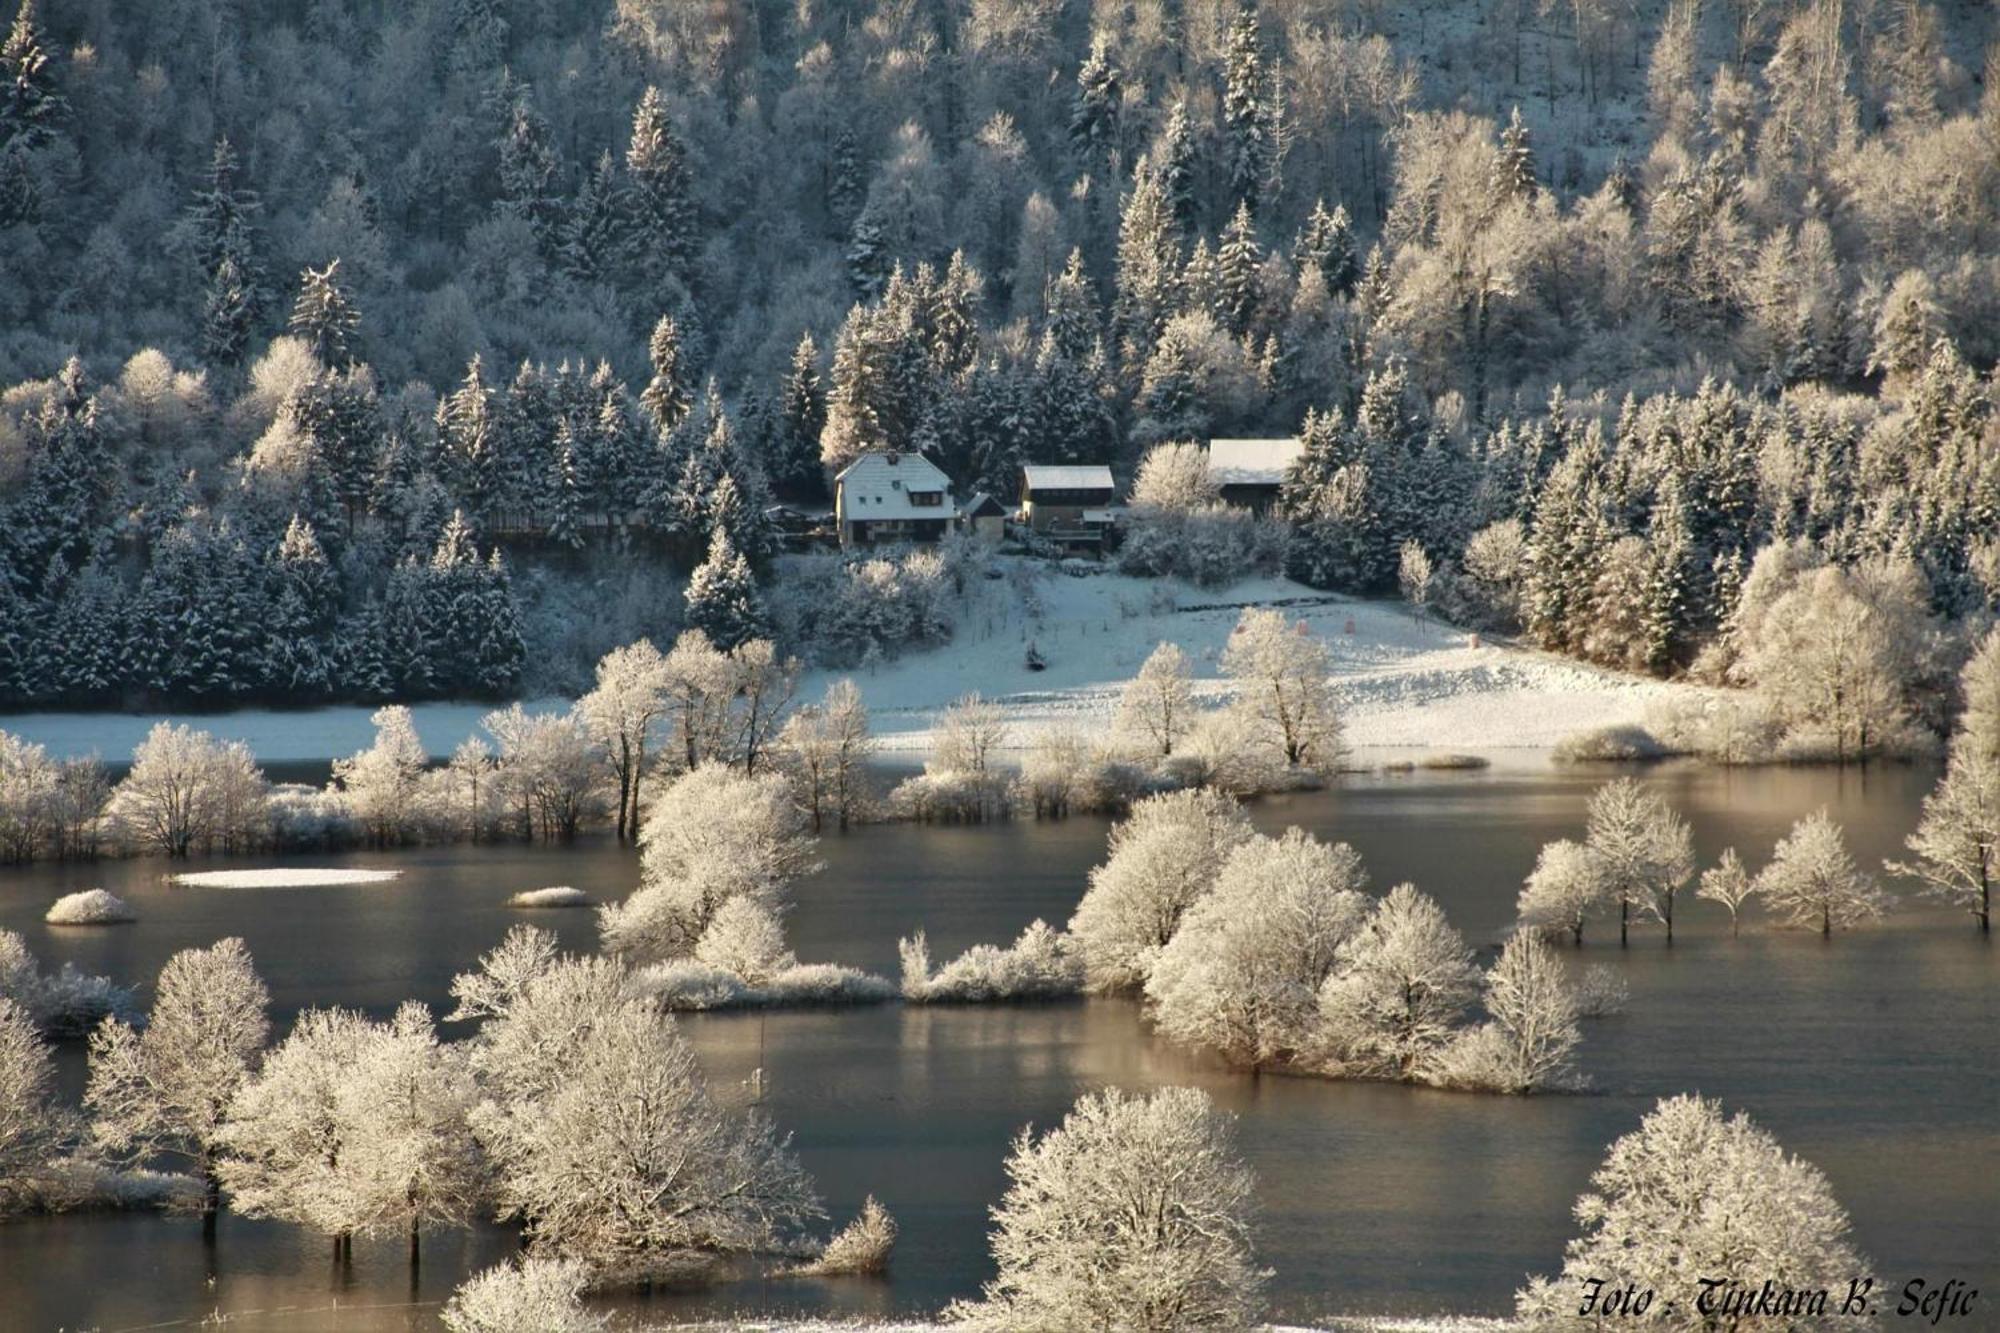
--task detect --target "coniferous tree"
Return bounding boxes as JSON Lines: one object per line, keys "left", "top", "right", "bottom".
{"left": 1070, "top": 37, "right": 1121, "bottom": 171}
{"left": 624, "top": 86, "right": 694, "bottom": 292}
{"left": 683, "top": 525, "right": 767, "bottom": 650}
{"left": 1221, "top": 2, "right": 1268, "bottom": 214}
{"left": 288, "top": 259, "right": 361, "bottom": 368}
{"left": 1216, "top": 201, "right": 1263, "bottom": 336}
{"left": 639, "top": 314, "right": 693, "bottom": 437}
{"left": 0, "top": 0, "right": 65, "bottom": 155}
{"left": 1294, "top": 198, "right": 1356, "bottom": 296}
{"left": 498, "top": 88, "right": 563, "bottom": 251}
{"left": 1490, "top": 107, "right": 1537, "bottom": 202}
{"left": 181, "top": 138, "right": 267, "bottom": 330}
{"left": 1156, "top": 99, "right": 1198, "bottom": 234}
{"left": 772, "top": 333, "right": 825, "bottom": 497}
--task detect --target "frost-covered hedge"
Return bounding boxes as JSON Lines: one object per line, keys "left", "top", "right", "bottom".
{"left": 0, "top": 931, "right": 138, "bottom": 1037}
{"left": 632, "top": 960, "right": 896, "bottom": 1011}
{"left": 44, "top": 889, "right": 136, "bottom": 925}
{"left": 899, "top": 922, "right": 1085, "bottom": 1004}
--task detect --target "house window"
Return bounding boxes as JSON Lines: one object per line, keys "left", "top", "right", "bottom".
{"left": 909, "top": 491, "right": 943, "bottom": 507}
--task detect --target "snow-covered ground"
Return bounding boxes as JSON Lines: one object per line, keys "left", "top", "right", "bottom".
{"left": 0, "top": 569, "right": 1700, "bottom": 768}
{"left": 801, "top": 568, "right": 1697, "bottom": 763}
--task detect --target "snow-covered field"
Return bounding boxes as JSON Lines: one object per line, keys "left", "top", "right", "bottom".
{"left": 801, "top": 569, "right": 1698, "bottom": 762}
{"left": 0, "top": 570, "right": 1700, "bottom": 768}
{"left": 169, "top": 868, "right": 403, "bottom": 889}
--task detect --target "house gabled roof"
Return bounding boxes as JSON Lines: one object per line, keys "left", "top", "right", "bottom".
{"left": 963, "top": 491, "right": 1009, "bottom": 518}
{"left": 1207, "top": 437, "right": 1303, "bottom": 487}
{"left": 1022, "top": 464, "right": 1115, "bottom": 493}
{"left": 835, "top": 451, "right": 958, "bottom": 520}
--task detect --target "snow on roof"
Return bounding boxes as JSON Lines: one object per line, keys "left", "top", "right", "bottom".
{"left": 1207, "top": 438, "right": 1303, "bottom": 487}
{"left": 963, "top": 491, "right": 1009, "bottom": 517}
{"left": 835, "top": 451, "right": 959, "bottom": 521}
{"left": 1022, "top": 464, "right": 1115, "bottom": 492}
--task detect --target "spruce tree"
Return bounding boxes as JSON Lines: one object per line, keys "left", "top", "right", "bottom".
{"left": 1222, "top": 2, "right": 1268, "bottom": 213}
{"left": 548, "top": 421, "right": 586, "bottom": 550}
{"left": 683, "top": 524, "right": 767, "bottom": 650}
{"left": 624, "top": 86, "right": 694, "bottom": 289}
{"left": 498, "top": 88, "right": 563, "bottom": 250}
{"left": 1294, "top": 198, "right": 1357, "bottom": 296}
{"left": 1157, "top": 99, "right": 1198, "bottom": 234}
{"left": 288, "top": 259, "right": 361, "bottom": 368}
{"left": 1112, "top": 157, "right": 1182, "bottom": 372}
{"left": 561, "top": 150, "right": 621, "bottom": 283}
{"left": 1070, "top": 37, "right": 1121, "bottom": 168}
{"left": 774, "top": 332, "right": 826, "bottom": 497}
{"left": 1491, "top": 107, "right": 1536, "bottom": 202}
{"left": 201, "top": 255, "right": 255, "bottom": 369}
{"left": 639, "top": 314, "right": 693, "bottom": 437}
{"left": 0, "top": 0, "right": 65, "bottom": 155}
{"left": 437, "top": 358, "right": 499, "bottom": 525}
{"left": 1216, "top": 200, "right": 1263, "bottom": 335}
{"left": 182, "top": 138, "right": 267, "bottom": 327}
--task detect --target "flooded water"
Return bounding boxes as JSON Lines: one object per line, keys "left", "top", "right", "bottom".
{"left": 0, "top": 760, "right": 1993, "bottom": 1331}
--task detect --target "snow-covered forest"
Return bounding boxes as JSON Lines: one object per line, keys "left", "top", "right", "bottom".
{"left": 0, "top": 0, "right": 1996, "bottom": 712}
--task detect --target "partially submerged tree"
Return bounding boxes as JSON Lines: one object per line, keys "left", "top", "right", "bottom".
{"left": 1756, "top": 810, "right": 1889, "bottom": 936}
{"left": 1067, "top": 788, "right": 1254, "bottom": 993}
{"left": 776, "top": 678, "right": 874, "bottom": 831}
{"left": 1516, "top": 838, "right": 1607, "bottom": 946}
{"left": 598, "top": 765, "right": 820, "bottom": 961}
{"left": 950, "top": 1087, "right": 1265, "bottom": 1331}
{"left": 1696, "top": 848, "right": 1758, "bottom": 935}
{"left": 1147, "top": 829, "right": 1370, "bottom": 1067}
{"left": 1518, "top": 1096, "right": 1866, "bottom": 1328}
{"left": 0, "top": 997, "right": 60, "bottom": 1212}
{"left": 1318, "top": 883, "right": 1481, "bottom": 1082}
{"left": 577, "top": 639, "right": 671, "bottom": 844}
{"left": 1584, "top": 779, "right": 1694, "bottom": 944}
{"left": 1439, "top": 932, "right": 1582, "bottom": 1094}
{"left": 87, "top": 939, "right": 271, "bottom": 1232}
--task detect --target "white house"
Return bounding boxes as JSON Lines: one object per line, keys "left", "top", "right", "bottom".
{"left": 1206, "top": 437, "right": 1302, "bottom": 511}
{"left": 833, "top": 451, "right": 959, "bottom": 547}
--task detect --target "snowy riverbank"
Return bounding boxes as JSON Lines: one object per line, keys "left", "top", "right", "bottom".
{"left": 0, "top": 571, "right": 1701, "bottom": 767}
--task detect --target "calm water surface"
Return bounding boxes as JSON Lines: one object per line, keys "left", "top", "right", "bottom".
{"left": 0, "top": 761, "right": 1992, "bottom": 1331}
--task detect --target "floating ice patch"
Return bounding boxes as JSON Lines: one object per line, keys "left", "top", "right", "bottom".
{"left": 170, "top": 868, "right": 402, "bottom": 889}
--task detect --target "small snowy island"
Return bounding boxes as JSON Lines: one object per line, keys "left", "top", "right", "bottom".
{"left": 169, "top": 868, "right": 403, "bottom": 890}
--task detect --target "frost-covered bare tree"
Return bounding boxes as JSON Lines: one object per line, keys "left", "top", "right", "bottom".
{"left": 87, "top": 939, "right": 270, "bottom": 1232}
{"left": 107, "top": 723, "right": 269, "bottom": 858}
{"left": 1697, "top": 848, "right": 1759, "bottom": 935}
{"left": 0, "top": 997, "right": 61, "bottom": 1212}
{"left": 1318, "top": 883, "right": 1480, "bottom": 1082}
{"left": 598, "top": 765, "right": 820, "bottom": 961}
{"left": 1756, "top": 810, "right": 1889, "bottom": 936}
{"left": 339, "top": 1002, "right": 486, "bottom": 1265}
{"left": 663, "top": 629, "right": 738, "bottom": 773}
{"left": 218, "top": 1007, "right": 381, "bottom": 1252}
{"left": 479, "top": 991, "right": 817, "bottom": 1280}
{"left": 1517, "top": 1095, "right": 1866, "bottom": 1329}
{"left": 776, "top": 679, "right": 875, "bottom": 831}
{"left": 1068, "top": 788, "right": 1254, "bottom": 994}
{"left": 1147, "top": 829, "right": 1370, "bottom": 1067}
{"left": 1584, "top": 778, "right": 1694, "bottom": 944}
{"left": 332, "top": 707, "right": 429, "bottom": 846}
{"left": 1438, "top": 932, "right": 1582, "bottom": 1094}
{"left": 449, "top": 931, "right": 820, "bottom": 1280}
{"left": 1220, "top": 609, "right": 1340, "bottom": 772}
{"left": 482, "top": 705, "right": 603, "bottom": 844}
{"left": 577, "top": 639, "right": 672, "bottom": 843}
{"left": 1115, "top": 641, "right": 1198, "bottom": 758}
{"left": 949, "top": 1087, "right": 1265, "bottom": 1332}
{"left": 1889, "top": 631, "right": 2000, "bottom": 932}
{"left": 442, "top": 1258, "right": 608, "bottom": 1333}
{"left": 1516, "top": 838, "right": 1609, "bottom": 946}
